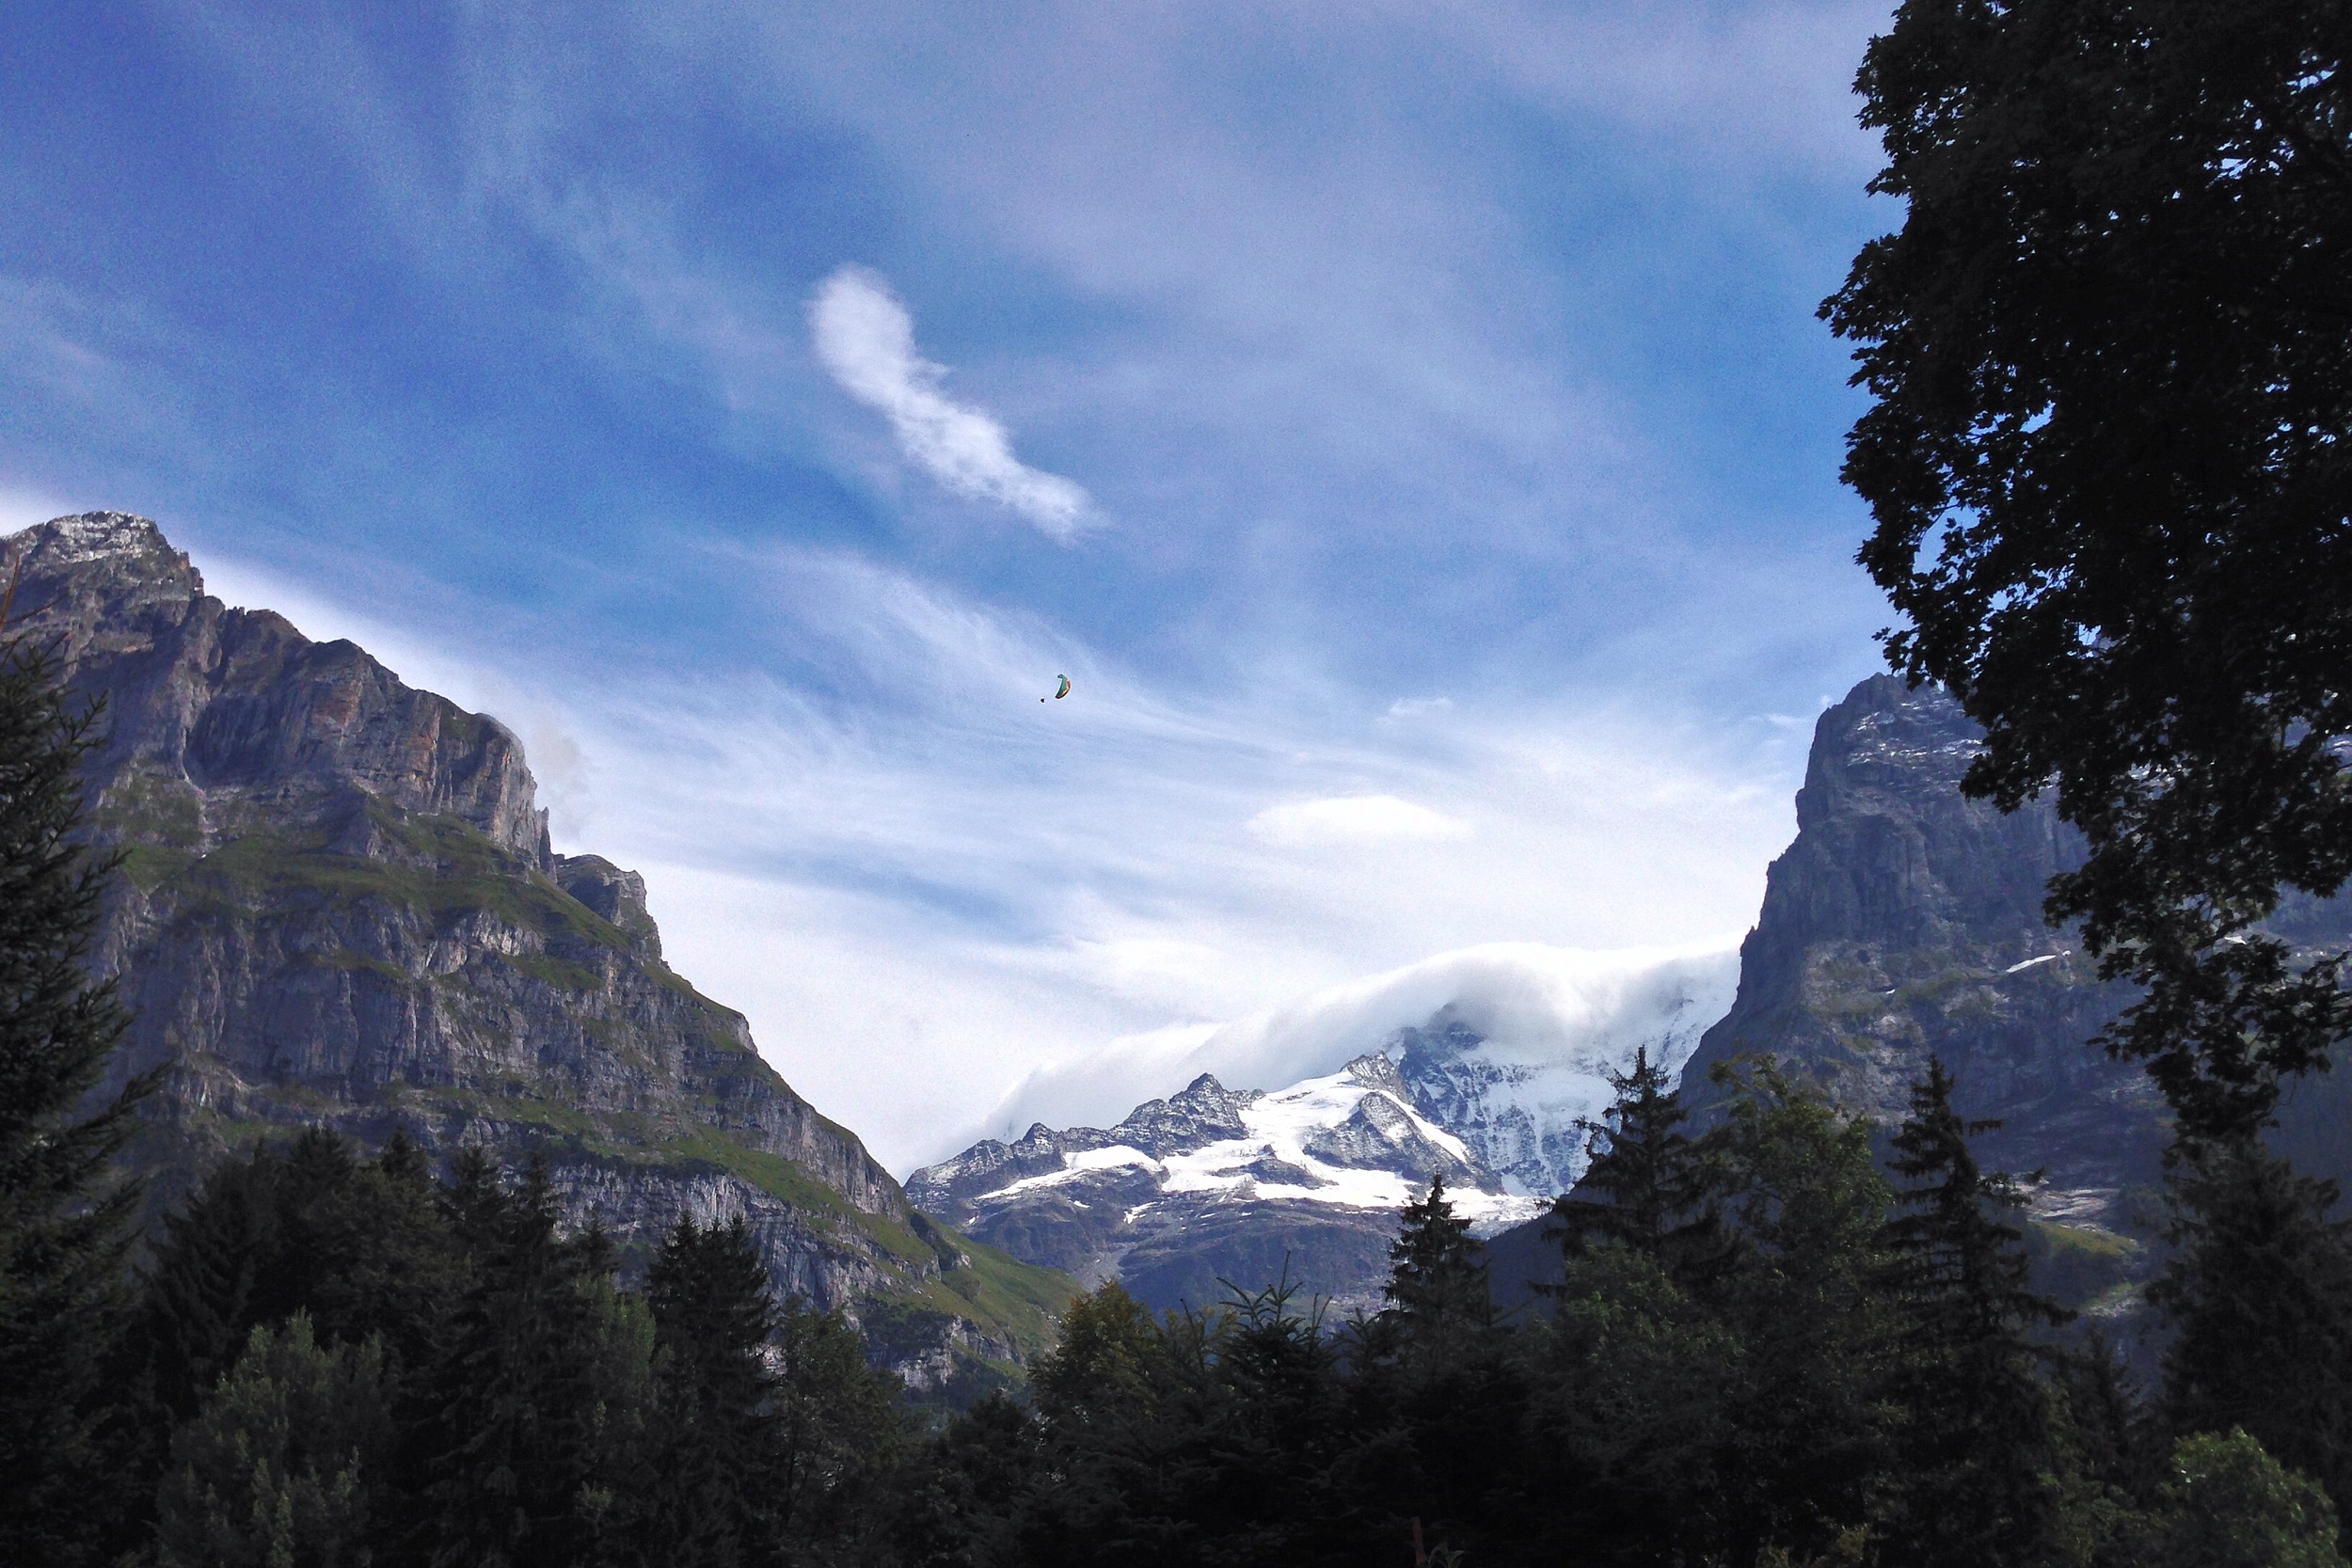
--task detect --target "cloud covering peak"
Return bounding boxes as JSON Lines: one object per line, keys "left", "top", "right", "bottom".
{"left": 810, "top": 266, "right": 1095, "bottom": 540}
{"left": 970, "top": 941, "right": 1741, "bottom": 1151}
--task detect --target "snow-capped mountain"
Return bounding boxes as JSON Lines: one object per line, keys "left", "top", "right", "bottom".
{"left": 911, "top": 944, "right": 1740, "bottom": 1310}
{"left": 1391, "top": 989, "right": 1723, "bottom": 1197}
{"left": 909, "top": 1054, "right": 1545, "bottom": 1312}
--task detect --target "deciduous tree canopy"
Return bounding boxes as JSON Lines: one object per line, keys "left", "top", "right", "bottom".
{"left": 1824, "top": 0, "right": 2352, "bottom": 1137}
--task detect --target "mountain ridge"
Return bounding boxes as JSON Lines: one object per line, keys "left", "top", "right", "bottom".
{"left": 911, "top": 1051, "right": 1546, "bottom": 1312}
{"left": 10, "top": 511, "right": 1072, "bottom": 1390}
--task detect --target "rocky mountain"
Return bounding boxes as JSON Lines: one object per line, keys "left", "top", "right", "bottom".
{"left": 1392, "top": 972, "right": 1727, "bottom": 1197}
{"left": 1490, "top": 674, "right": 2352, "bottom": 1320}
{"left": 1679, "top": 674, "right": 2162, "bottom": 1199}
{"left": 8, "top": 512, "right": 1072, "bottom": 1391}
{"left": 911, "top": 1054, "right": 1546, "bottom": 1312}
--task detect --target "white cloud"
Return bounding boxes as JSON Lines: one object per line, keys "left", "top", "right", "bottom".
{"left": 809, "top": 266, "right": 1095, "bottom": 540}
{"left": 1248, "top": 794, "right": 1470, "bottom": 845}
{"left": 970, "top": 941, "right": 1741, "bottom": 1145}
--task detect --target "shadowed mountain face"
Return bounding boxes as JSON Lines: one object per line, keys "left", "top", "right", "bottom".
{"left": 8, "top": 513, "right": 1071, "bottom": 1388}
{"left": 1680, "top": 674, "right": 2164, "bottom": 1197}
{"left": 1490, "top": 675, "right": 2352, "bottom": 1318}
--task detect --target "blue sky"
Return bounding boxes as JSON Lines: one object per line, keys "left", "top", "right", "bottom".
{"left": 2, "top": 1, "right": 1898, "bottom": 1168}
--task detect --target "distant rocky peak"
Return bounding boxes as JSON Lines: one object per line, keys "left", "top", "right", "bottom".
{"left": 1387, "top": 1018, "right": 1486, "bottom": 1063}
{"left": 1112, "top": 1072, "right": 1254, "bottom": 1156}
{"left": 20, "top": 510, "right": 184, "bottom": 571}
{"left": 9, "top": 512, "right": 550, "bottom": 866}
{"left": 10, "top": 513, "right": 202, "bottom": 632}
{"left": 1343, "top": 1051, "right": 1409, "bottom": 1097}
{"left": 553, "top": 854, "right": 662, "bottom": 960}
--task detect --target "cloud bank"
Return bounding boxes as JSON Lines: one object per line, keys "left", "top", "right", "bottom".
{"left": 972, "top": 941, "right": 1742, "bottom": 1148}
{"left": 810, "top": 266, "right": 1094, "bottom": 540}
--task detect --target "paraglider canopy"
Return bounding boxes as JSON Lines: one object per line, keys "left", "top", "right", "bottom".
{"left": 1042, "top": 675, "right": 1071, "bottom": 702}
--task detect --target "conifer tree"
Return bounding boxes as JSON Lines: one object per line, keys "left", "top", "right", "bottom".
{"left": 1371, "top": 1179, "right": 1522, "bottom": 1557}
{"left": 770, "top": 1292, "right": 903, "bottom": 1556}
{"left": 306, "top": 1128, "right": 468, "bottom": 1373}
{"left": 1534, "top": 1048, "right": 1744, "bottom": 1560}
{"left": 638, "top": 1214, "right": 784, "bottom": 1568}
{"left": 2153, "top": 1136, "right": 2352, "bottom": 1519}
{"left": 1381, "top": 1177, "right": 1492, "bottom": 1366}
{"left": 1550, "top": 1046, "right": 1728, "bottom": 1287}
{"left": 1874, "top": 1058, "right": 2069, "bottom": 1566}
{"left": 413, "top": 1154, "right": 626, "bottom": 1568}
{"left": 140, "top": 1147, "right": 287, "bottom": 1420}
{"left": 152, "top": 1312, "right": 395, "bottom": 1568}
{"left": 0, "top": 636, "right": 154, "bottom": 1565}
{"left": 137, "top": 1128, "right": 464, "bottom": 1430}
{"left": 1709, "top": 1059, "right": 1895, "bottom": 1563}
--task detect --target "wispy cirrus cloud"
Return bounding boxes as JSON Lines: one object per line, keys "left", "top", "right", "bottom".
{"left": 0, "top": 1, "right": 1901, "bottom": 1169}
{"left": 810, "top": 266, "right": 1095, "bottom": 540}
{"left": 1248, "top": 794, "right": 1470, "bottom": 845}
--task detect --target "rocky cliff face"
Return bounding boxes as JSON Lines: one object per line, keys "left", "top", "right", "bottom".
{"left": 1680, "top": 675, "right": 2164, "bottom": 1199}
{"left": 9, "top": 513, "right": 1070, "bottom": 1386}
{"left": 1489, "top": 674, "right": 2352, "bottom": 1319}
{"left": 911, "top": 1056, "right": 1540, "bottom": 1313}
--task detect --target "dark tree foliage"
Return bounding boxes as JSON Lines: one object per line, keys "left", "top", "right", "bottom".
{"left": 636, "top": 1215, "right": 786, "bottom": 1568}
{"left": 1706, "top": 1060, "right": 1897, "bottom": 1564}
{"left": 769, "top": 1291, "right": 904, "bottom": 1561}
{"left": 1875, "top": 1058, "right": 2070, "bottom": 1565}
{"left": 996, "top": 1275, "right": 1381, "bottom": 1568}
{"left": 0, "top": 635, "right": 154, "bottom": 1567}
{"left": 2153, "top": 1136, "right": 2352, "bottom": 1518}
{"left": 410, "top": 1154, "right": 632, "bottom": 1568}
{"left": 1352, "top": 1180, "right": 1524, "bottom": 1558}
{"left": 1378, "top": 1176, "right": 1492, "bottom": 1357}
{"left": 151, "top": 1311, "right": 396, "bottom": 1568}
{"left": 892, "top": 1391, "right": 1042, "bottom": 1568}
{"left": 138, "top": 1128, "right": 467, "bottom": 1423}
{"left": 62, "top": 1062, "right": 2352, "bottom": 1566}
{"left": 1550, "top": 1045, "right": 1731, "bottom": 1286}
{"left": 1824, "top": 0, "right": 2352, "bottom": 1138}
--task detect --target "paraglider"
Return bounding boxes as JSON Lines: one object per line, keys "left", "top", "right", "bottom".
{"left": 1042, "top": 674, "right": 1071, "bottom": 702}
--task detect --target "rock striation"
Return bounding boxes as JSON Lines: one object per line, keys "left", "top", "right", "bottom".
{"left": 8, "top": 513, "right": 1071, "bottom": 1387}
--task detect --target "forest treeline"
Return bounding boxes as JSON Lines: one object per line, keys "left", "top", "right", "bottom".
{"left": 15, "top": 1043, "right": 2352, "bottom": 1567}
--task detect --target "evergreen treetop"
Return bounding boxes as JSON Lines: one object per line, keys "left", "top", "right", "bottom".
{"left": 0, "top": 632, "right": 155, "bottom": 1566}
{"left": 1550, "top": 1045, "right": 1729, "bottom": 1287}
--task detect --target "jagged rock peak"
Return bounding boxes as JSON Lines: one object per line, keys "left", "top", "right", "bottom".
{"left": 553, "top": 854, "right": 662, "bottom": 961}
{"left": 8, "top": 512, "right": 550, "bottom": 863}
{"left": 1108, "top": 1072, "right": 1258, "bottom": 1157}
{"left": 17, "top": 510, "right": 189, "bottom": 573}
{"left": 0, "top": 514, "right": 1080, "bottom": 1379}
{"left": 1343, "top": 1051, "right": 1409, "bottom": 1097}
{"left": 1677, "top": 673, "right": 2158, "bottom": 1189}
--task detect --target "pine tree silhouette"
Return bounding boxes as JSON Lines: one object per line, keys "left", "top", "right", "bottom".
{"left": 1551, "top": 1046, "right": 1729, "bottom": 1287}
{"left": 639, "top": 1214, "right": 785, "bottom": 1568}
{"left": 1875, "top": 1057, "right": 2069, "bottom": 1567}
{"left": 2155, "top": 1135, "right": 2352, "bottom": 1521}
{"left": 0, "top": 635, "right": 156, "bottom": 1566}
